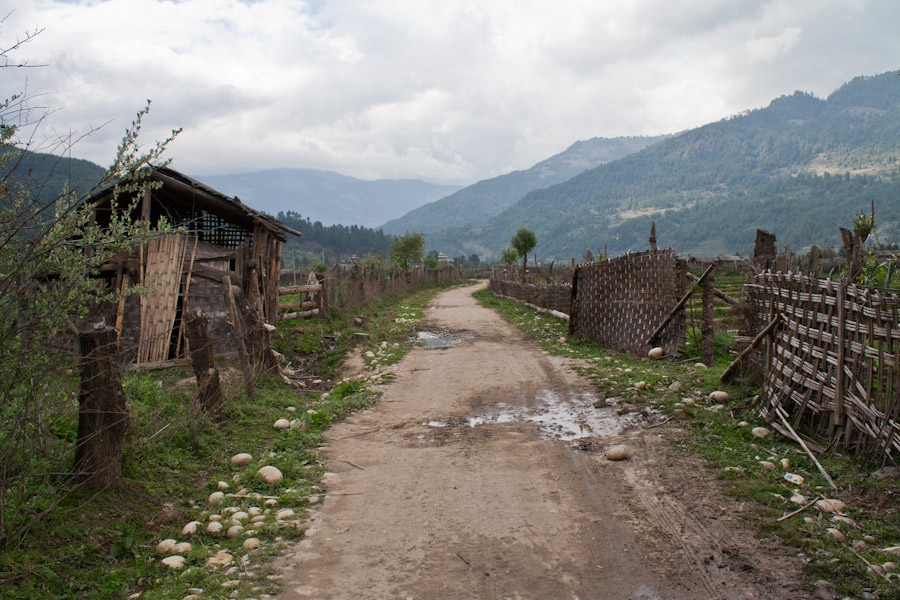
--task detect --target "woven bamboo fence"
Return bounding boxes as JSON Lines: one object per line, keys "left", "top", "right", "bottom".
{"left": 137, "top": 233, "right": 194, "bottom": 364}
{"left": 278, "top": 263, "right": 461, "bottom": 317}
{"left": 277, "top": 271, "right": 324, "bottom": 320}
{"left": 745, "top": 271, "right": 900, "bottom": 463}
{"left": 568, "top": 250, "right": 687, "bottom": 357}
{"left": 487, "top": 277, "right": 573, "bottom": 315}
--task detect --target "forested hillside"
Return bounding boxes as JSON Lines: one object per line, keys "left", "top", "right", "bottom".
{"left": 427, "top": 71, "right": 900, "bottom": 260}
{"left": 276, "top": 210, "right": 392, "bottom": 266}
{"left": 382, "top": 135, "right": 668, "bottom": 234}
{"left": 0, "top": 148, "right": 106, "bottom": 206}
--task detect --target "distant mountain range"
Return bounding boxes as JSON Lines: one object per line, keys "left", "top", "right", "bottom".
{"left": 422, "top": 70, "right": 900, "bottom": 260}
{"left": 194, "top": 168, "right": 462, "bottom": 228}
{"left": 381, "top": 135, "right": 669, "bottom": 234}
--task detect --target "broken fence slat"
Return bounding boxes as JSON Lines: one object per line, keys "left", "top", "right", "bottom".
{"left": 646, "top": 263, "right": 715, "bottom": 346}
{"left": 687, "top": 271, "right": 740, "bottom": 305}
{"left": 719, "top": 313, "right": 783, "bottom": 382}
{"left": 278, "top": 284, "right": 322, "bottom": 295}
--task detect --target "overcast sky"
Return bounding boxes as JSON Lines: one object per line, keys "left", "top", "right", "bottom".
{"left": 4, "top": 0, "right": 900, "bottom": 185}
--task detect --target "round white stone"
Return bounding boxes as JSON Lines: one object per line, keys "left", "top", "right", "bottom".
{"left": 226, "top": 525, "right": 244, "bottom": 538}
{"left": 208, "top": 491, "right": 225, "bottom": 505}
{"left": 276, "top": 508, "right": 295, "bottom": 520}
{"left": 181, "top": 521, "right": 201, "bottom": 536}
{"left": 230, "top": 453, "right": 253, "bottom": 466}
{"left": 258, "top": 466, "right": 283, "bottom": 483}
{"left": 206, "top": 551, "right": 233, "bottom": 566}
{"left": 816, "top": 499, "right": 846, "bottom": 513}
{"left": 243, "top": 537, "right": 262, "bottom": 550}
{"left": 751, "top": 427, "right": 770, "bottom": 439}
{"left": 273, "top": 419, "right": 291, "bottom": 429}
{"left": 160, "top": 555, "right": 186, "bottom": 569}
{"left": 606, "top": 445, "right": 629, "bottom": 461}
{"left": 206, "top": 521, "right": 224, "bottom": 534}
{"left": 156, "top": 538, "right": 177, "bottom": 555}
{"left": 173, "top": 542, "right": 192, "bottom": 554}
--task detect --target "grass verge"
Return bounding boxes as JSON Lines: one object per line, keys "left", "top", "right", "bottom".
{"left": 475, "top": 287, "right": 900, "bottom": 600}
{"left": 1, "top": 279, "right": 469, "bottom": 600}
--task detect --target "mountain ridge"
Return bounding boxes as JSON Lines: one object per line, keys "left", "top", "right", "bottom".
{"left": 195, "top": 168, "right": 462, "bottom": 229}
{"left": 381, "top": 134, "right": 669, "bottom": 234}
{"left": 423, "top": 70, "right": 900, "bottom": 260}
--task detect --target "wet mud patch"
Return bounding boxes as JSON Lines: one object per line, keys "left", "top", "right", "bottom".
{"left": 419, "top": 388, "right": 654, "bottom": 444}
{"left": 412, "top": 328, "right": 476, "bottom": 348}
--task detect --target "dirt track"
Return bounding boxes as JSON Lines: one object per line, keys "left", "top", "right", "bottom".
{"left": 275, "top": 282, "right": 815, "bottom": 600}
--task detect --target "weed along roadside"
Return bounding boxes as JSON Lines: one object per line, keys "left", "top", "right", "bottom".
{"left": 473, "top": 287, "right": 900, "bottom": 600}
{"left": 0, "top": 279, "right": 468, "bottom": 600}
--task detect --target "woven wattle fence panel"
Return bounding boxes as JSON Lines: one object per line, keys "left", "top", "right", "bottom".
{"left": 487, "top": 278, "right": 573, "bottom": 314}
{"left": 745, "top": 272, "right": 900, "bottom": 463}
{"left": 568, "top": 250, "right": 687, "bottom": 357}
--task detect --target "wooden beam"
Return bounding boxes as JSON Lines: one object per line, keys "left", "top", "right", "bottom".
{"left": 687, "top": 271, "right": 739, "bottom": 305}
{"left": 646, "top": 263, "right": 715, "bottom": 346}
{"left": 720, "top": 313, "right": 782, "bottom": 382}
{"left": 278, "top": 284, "right": 323, "bottom": 295}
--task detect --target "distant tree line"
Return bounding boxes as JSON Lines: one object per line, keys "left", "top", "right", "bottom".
{"left": 276, "top": 210, "right": 393, "bottom": 265}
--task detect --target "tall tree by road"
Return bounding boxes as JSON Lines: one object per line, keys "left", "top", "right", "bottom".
{"left": 511, "top": 227, "right": 537, "bottom": 277}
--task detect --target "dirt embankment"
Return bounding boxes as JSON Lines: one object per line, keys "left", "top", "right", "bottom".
{"left": 274, "top": 282, "right": 814, "bottom": 600}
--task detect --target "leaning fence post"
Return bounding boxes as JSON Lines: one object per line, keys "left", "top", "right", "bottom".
{"left": 74, "top": 327, "right": 129, "bottom": 489}
{"left": 701, "top": 263, "right": 715, "bottom": 366}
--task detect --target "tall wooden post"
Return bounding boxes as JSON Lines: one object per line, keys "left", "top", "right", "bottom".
{"left": 74, "top": 327, "right": 128, "bottom": 489}
{"left": 701, "top": 263, "right": 715, "bottom": 366}
{"left": 223, "top": 276, "right": 256, "bottom": 399}
{"left": 808, "top": 245, "right": 822, "bottom": 280}
{"left": 753, "top": 229, "right": 776, "bottom": 271}
{"left": 184, "top": 310, "right": 225, "bottom": 420}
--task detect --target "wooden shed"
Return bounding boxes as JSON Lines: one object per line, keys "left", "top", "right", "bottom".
{"left": 89, "top": 167, "right": 300, "bottom": 364}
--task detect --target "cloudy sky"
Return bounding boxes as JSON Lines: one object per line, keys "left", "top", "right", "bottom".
{"left": 3, "top": 0, "right": 900, "bottom": 185}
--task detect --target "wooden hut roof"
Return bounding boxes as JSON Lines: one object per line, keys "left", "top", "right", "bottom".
{"left": 90, "top": 166, "right": 301, "bottom": 242}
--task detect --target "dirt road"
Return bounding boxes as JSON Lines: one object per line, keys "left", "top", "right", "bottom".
{"left": 275, "top": 282, "right": 814, "bottom": 600}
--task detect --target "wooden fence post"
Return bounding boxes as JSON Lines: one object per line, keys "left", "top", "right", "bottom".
{"left": 74, "top": 327, "right": 128, "bottom": 489}
{"left": 834, "top": 281, "right": 848, "bottom": 431}
{"left": 701, "top": 263, "right": 715, "bottom": 366}
{"left": 222, "top": 275, "right": 256, "bottom": 399}
{"left": 184, "top": 310, "right": 225, "bottom": 420}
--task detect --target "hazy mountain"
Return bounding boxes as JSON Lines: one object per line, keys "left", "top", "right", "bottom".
{"left": 194, "top": 168, "right": 462, "bottom": 228}
{"left": 381, "top": 135, "right": 669, "bottom": 235}
{"left": 426, "top": 71, "right": 900, "bottom": 260}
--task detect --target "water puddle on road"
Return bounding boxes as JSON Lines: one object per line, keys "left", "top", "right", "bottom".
{"left": 428, "top": 389, "right": 651, "bottom": 442}
{"left": 413, "top": 330, "right": 475, "bottom": 348}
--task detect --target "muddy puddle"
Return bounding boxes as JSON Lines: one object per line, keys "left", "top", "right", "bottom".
{"left": 413, "top": 329, "right": 475, "bottom": 348}
{"left": 427, "top": 389, "right": 652, "bottom": 442}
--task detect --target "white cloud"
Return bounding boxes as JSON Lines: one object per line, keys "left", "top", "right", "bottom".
{"left": 4, "top": 0, "right": 900, "bottom": 184}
